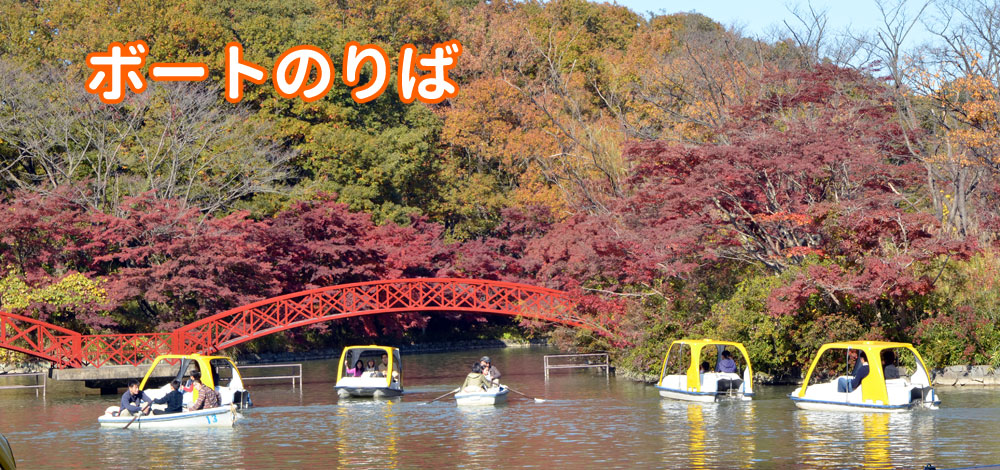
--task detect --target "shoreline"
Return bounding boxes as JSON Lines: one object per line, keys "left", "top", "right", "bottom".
{"left": 4, "top": 344, "right": 999, "bottom": 388}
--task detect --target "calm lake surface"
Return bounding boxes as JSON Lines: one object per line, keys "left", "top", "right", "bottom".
{"left": 2, "top": 347, "right": 1000, "bottom": 469}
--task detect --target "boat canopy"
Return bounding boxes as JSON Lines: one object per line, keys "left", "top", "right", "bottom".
{"left": 337, "top": 345, "right": 402, "bottom": 386}
{"left": 795, "top": 341, "right": 933, "bottom": 405}
{"left": 658, "top": 339, "right": 754, "bottom": 393}
{"left": 138, "top": 354, "right": 244, "bottom": 399}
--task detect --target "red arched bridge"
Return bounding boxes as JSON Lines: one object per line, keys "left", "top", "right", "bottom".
{"left": 0, "top": 278, "right": 597, "bottom": 368}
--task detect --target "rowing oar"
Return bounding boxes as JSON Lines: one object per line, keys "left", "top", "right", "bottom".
{"left": 420, "top": 388, "right": 460, "bottom": 405}
{"left": 504, "top": 386, "right": 546, "bottom": 403}
{"left": 123, "top": 405, "right": 149, "bottom": 429}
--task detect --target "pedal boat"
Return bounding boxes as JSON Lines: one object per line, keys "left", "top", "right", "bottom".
{"left": 455, "top": 385, "right": 509, "bottom": 406}
{"left": 335, "top": 345, "right": 403, "bottom": 398}
{"left": 790, "top": 341, "right": 940, "bottom": 412}
{"left": 98, "top": 405, "right": 238, "bottom": 429}
{"left": 98, "top": 354, "right": 251, "bottom": 428}
{"left": 656, "top": 339, "right": 754, "bottom": 402}
{"left": 138, "top": 354, "right": 252, "bottom": 409}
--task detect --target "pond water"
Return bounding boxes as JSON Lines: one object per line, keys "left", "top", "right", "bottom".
{"left": 1, "top": 347, "right": 999, "bottom": 469}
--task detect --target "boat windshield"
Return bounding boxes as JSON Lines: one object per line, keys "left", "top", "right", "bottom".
{"left": 210, "top": 359, "right": 234, "bottom": 386}
{"left": 142, "top": 358, "right": 197, "bottom": 390}
{"left": 709, "top": 345, "right": 745, "bottom": 374}
{"left": 344, "top": 349, "right": 393, "bottom": 377}
{"left": 807, "top": 349, "right": 856, "bottom": 386}
{"left": 880, "top": 347, "right": 928, "bottom": 384}
{"left": 663, "top": 343, "right": 691, "bottom": 377}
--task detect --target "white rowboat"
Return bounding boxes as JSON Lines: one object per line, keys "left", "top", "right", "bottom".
{"left": 455, "top": 386, "right": 509, "bottom": 406}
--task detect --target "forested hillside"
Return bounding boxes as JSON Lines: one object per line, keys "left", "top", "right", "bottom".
{"left": 3, "top": 0, "right": 1000, "bottom": 374}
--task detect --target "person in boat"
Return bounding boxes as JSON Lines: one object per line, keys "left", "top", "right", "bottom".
{"left": 151, "top": 380, "right": 184, "bottom": 415}
{"left": 189, "top": 371, "right": 221, "bottom": 411}
{"left": 377, "top": 353, "right": 400, "bottom": 381}
{"left": 699, "top": 361, "right": 710, "bottom": 373}
{"left": 116, "top": 379, "right": 154, "bottom": 417}
{"left": 344, "top": 359, "right": 364, "bottom": 377}
{"left": 182, "top": 363, "right": 201, "bottom": 392}
{"left": 481, "top": 356, "right": 501, "bottom": 386}
{"left": 882, "top": 350, "right": 901, "bottom": 380}
{"left": 837, "top": 350, "right": 869, "bottom": 393}
{"left": 462, "top": 362, "right": 491, "bottom": 392}
{"left": 717, "top": 350, "right": 737, "bottom": 374}
{"left": 366, "top": 359, "right": 378, "bottom": 376}
{"left": 377, "top": 354, "right": 389, "bottom": 377}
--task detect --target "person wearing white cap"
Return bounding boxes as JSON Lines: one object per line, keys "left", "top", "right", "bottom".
{"left": 480, "top": 356, "right": 501, "bottom": 386}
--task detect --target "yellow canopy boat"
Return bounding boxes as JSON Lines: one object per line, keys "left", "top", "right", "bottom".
{"left": 656, "top": 339, "right": 754, "bottom": 402}
{"left": 335, "top": 345, "right": 403, "bottom": 398}
{"left": 790, "top": 341, "right": 940, "bottom": 412}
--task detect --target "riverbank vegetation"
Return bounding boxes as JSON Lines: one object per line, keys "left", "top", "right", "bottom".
{"left": 2, "top": 0, "right": 1000, "bottom": 376}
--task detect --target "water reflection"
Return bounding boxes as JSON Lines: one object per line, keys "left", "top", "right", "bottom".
{"left": 6, "top": 350, "right": 1000, "bottom": 469}
{"left": 334, "top": 398, "right": 401, "bottom": 469}
{"left": 687, "top": 403, "right": 709, "bottom": 469}
{"left": 795, "top": 410, "right": 936, "bottom": 469}
{"left": 96, "top": 426, "right": 245, "bottom": 469}
{"left": 863, "top": 413, "right": 890, "bottom": 470}
{"left": 456, "top": 405, "right": 503, "bottom": 465}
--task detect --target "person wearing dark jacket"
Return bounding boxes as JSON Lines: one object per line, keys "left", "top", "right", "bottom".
{"left": 152, "top": 380, "right": 184, "bottom": 414}
{"left": 117, "top": 379, "right": 153, "bottom": 417}
{"left": 837, "top": 350, "right": 869, "bottom": 393}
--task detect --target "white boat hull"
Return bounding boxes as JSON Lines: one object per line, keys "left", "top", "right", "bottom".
{"left": 335, "top": 375, "right": 402, "bottom": 399}
{"left": 790, "top": 398, "right": 913, "bottom": 413}
{"left": 790, "top": 382, "right": 940, "bottom": 413}
{"left": 455, "top": 387, "right": 509, "bottom": 406}
{"left": 98, "top": 406, "right": 238, "bottom": 429}
{"left": 336, "top": 387, "right": 403, "bottom": 398}
{"left": 658, "top": 388, "right": 719, "bottom": 403}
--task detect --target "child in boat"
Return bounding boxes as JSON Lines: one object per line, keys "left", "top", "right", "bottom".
{"left": 462, "top": 362, "right": 491, "bottom": 392}
{"left": 152, "top": 380, "right": 184, "bottom": 414}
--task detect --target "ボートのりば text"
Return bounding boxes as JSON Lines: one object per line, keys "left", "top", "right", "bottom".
{"left": 84, "top": 40, "right": 462, "bottom": 105}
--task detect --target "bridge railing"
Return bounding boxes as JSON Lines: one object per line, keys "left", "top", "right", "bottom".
{"left": 79, "top": 333, "right": 176, "bottom": 367}
{"left": 1, "top": 312, "right": 83, "bottom": 367}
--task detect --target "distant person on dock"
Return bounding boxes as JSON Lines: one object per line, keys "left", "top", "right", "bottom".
{"left": 462, "top": 362, "right": 491, "bottom": 392}
{"left": 345, "top": 359, "right": 364, "bottom": 377}
{"left": 189, "top": 371, "right": 220, "bottom": 410}
{"left": 837, "top": 350, "right": 869, "bottom": 393}
{"left": 717, "top": 350, "right": 737, "bottom": 374}
{"left": 882, "top": 350, "right": 901, "bottom": 380}
{"left": 116, "top": 379, "right": 153, "bottom": 417}
{"left": 152, "top": 380, "right": 184, "bottom": 414}
{"left": 481, "top": 356, "right": 501, "bottom": 386}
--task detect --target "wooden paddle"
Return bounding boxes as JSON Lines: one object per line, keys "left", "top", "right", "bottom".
{"left": 122, "top": 405, "right": 149, "bottom": 429}
{"left": 420, "top": 388, "right": 460, "bottom": 405}
{"left": 504, "top": 386, "right": 546, "bottom": 403}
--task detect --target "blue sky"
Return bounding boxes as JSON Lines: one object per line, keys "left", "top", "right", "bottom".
{"left": 612, "top": 0, "right": 937, "bottom": 46}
